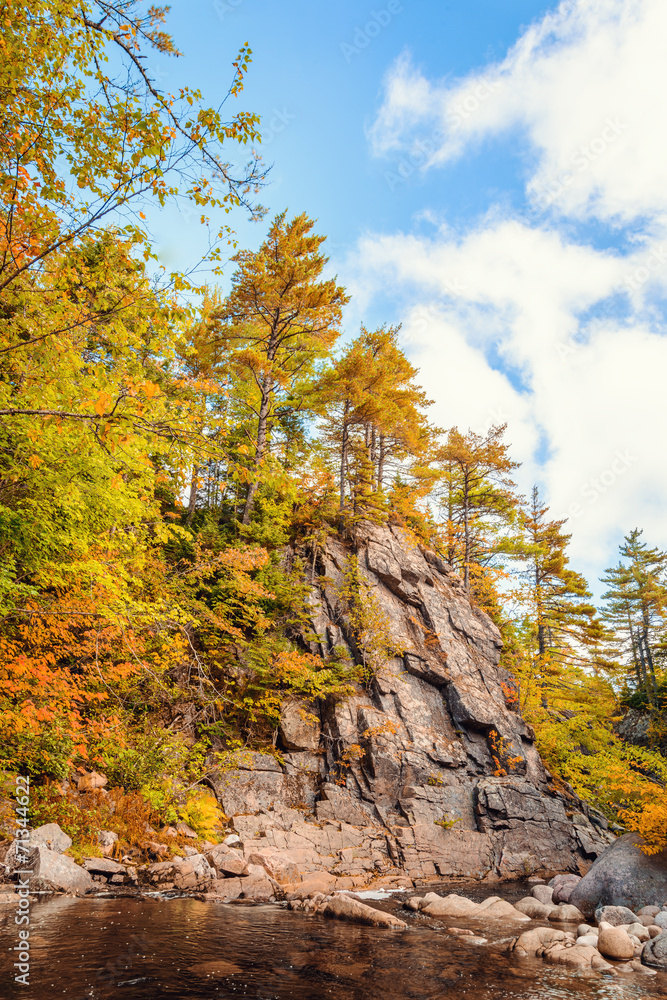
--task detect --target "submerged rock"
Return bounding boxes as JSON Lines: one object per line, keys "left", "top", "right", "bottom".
{"left": 321, "top": 895, "right": 407, "bottom": 929}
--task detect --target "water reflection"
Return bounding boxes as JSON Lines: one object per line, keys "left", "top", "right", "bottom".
{"left": 0, "top": 895, "right": 664, "bottom": 999}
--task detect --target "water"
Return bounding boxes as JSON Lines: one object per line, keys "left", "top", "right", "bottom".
{"left": 1, "top": 892, "right": 665, "bottom": 1000}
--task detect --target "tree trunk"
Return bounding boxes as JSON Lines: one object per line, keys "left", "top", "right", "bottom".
{"left": 186, "top": 464, "right": 199, "bottom": 525}
{"left": 339, "top": 401, "right": 350, "bottom": 511}
{"left": 463, "top": 475, "right": 471, "bottom": 592}
{"left": 378, "top": 432, "right": 385, "bottom": 491}
{"left": 241, "top": 385, "right": 271, "bottom": 525}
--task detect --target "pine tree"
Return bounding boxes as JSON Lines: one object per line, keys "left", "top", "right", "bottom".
{"left": 437, "top": 425, "right": 519, "bottom": 592}
{"left": 211, "top": 211, "right": 348, "bottom": 525}
{"left": 521, "top": 486, "right": 603, "bottom": 706}
{"left": 601, "top": 529, "right": 667, "bottom": 707}
{"left": 314, "top": 325, "right": 433, "bottom": 516}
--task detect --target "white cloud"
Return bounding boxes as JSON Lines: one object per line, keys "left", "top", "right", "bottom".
{"left": 346, "top": 217, "right": 667, "bottom": 585}
{"left": 356, "top": 0, "right": 667, "bottom": 586}
{"left": 370, "top": 0, "right": 667, "bottom": 224}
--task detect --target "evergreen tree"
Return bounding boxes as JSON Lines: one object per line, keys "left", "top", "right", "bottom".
{"left": 314, "top": 325, "right": 433, "bottom": 517}
{"left": 437, "top": 424, "right": 519, "bottom": 592}
{"left": 521, "top": 486, "right": 603, "bottom": 705}
{"left": 601, "top": 529, "right": 667, "bottom": 707}
{"left": 211, "top": 212, "right": 348, "bottom": 525}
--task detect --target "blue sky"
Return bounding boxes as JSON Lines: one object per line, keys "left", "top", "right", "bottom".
{"left": 146, "top": 0, "right": 667, "bottom": 592}
{"left": 150, "top": 0, "right": 554, "bottom": 277}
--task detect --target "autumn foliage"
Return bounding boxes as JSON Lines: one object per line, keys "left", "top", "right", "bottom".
{"left": 1, "top": 2, "right": 667, "bottom": 856}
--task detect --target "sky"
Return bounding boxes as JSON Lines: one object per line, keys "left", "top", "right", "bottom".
{"left": 145, "top": 0, "right": 667, "bottom": 594}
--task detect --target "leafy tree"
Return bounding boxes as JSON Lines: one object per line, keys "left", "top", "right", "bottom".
{"left": 0, "top": 0, "right": 264, "bottom": 303}
{"left": 211, "top": 212, "right": 348, "bottom": 525}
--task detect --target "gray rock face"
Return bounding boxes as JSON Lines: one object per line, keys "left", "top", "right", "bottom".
{"left": 569, "top": 833, "right": 667, "bottom": 918}
{"left": 279, "top": 699, "right": 321, "bottom": 752}
{"left": 208, "top": 523, "right": 612, "bottom": 883}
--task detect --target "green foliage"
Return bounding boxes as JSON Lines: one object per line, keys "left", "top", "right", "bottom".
{"left": 338, "top": 556, "right": 401, "bottom": 680}
{"left": 434, "top": 815, "right": 461, "bottom": 830}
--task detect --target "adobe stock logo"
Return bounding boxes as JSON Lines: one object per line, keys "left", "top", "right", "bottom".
{"left": 340, "top": 2, "right": 404, "bottom": 63}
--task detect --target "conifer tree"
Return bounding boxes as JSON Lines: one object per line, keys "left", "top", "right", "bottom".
{"left": 601, "top": 529, "right": 667, "bottom": 707}
{"left": 314, "top": 325, "right": 432, "bottom": 515}
{"left": 437, "top": 425, "right": 519, "bottom": 592}
{"left": 521, "top": 486, "right": 603, "bottom": 705}
{"left": 212, "top": 212, "right": 348, "bottom": 524}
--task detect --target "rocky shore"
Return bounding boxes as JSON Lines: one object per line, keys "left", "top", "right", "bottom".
{"left": 4, "top": 525, "right": 663, "bottom": 984}
{"left": 2, "top": 821, "right": 667, "bottom": 981}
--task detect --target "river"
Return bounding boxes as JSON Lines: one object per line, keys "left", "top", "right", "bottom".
{"left": 1, "top": 888, "right": 666, "bottom": 999}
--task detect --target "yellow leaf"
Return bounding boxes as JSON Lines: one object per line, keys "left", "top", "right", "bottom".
{"left": 27, "top": 454, "right": 43, "bottom": 468}
{"left": 94, "top": 393, "right": 111, "bottom": 416}
{"left": 142, "top": 381, "right": 160, "bottom": 399}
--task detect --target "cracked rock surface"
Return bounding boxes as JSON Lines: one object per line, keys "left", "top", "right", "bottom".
{"left": 209, "top": 523, "right": 613, "bottom": 888}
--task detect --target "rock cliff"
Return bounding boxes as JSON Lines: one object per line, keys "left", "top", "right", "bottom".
{"left": 209, "top": 522, "right": 613, "bottom": 890}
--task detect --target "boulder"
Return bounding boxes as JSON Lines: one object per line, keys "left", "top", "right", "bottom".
{"left": 654, "top": 911, "right": 667, "bottom": 929}
{"left": 638, "top": 905, "right": 660, "bottom": 917}
{"left": 420, "top": 893, "right": 528, "bottom": 921}
{"left": 239, "top": 871, "right": 276, "bottom": 902}
{"left": 322, "top": 895, "right": 407, "bottom": 929}
{"left": 548, "top": 903, "right": 584, "bottom": 923}
{"left": 549, "top": 873, "right": 581, "bottom": 904}
{"left": 569, "top": 833, "right": 667, "bottom": 918}
{"left": 247, "top": 851, "right": 298, "bottom": 886}
{"left": 642, "top": 931, "right": 667, "bottom": 969}
{"left": 76, "top": 771, "right": 108, "bottom": 792}
{"left": 176, "top": 822, "right": 198, "bottom": 839}
{"left": 202, "top": 877, "right": 244, "bottom": 902}
{"left": 145, "top": 855, "right": 214, "bottom": 891}
{"left": 83, "top": 857, "right": 126, "bottom": 877}
{"left": 598, "top": 925, "right": 635, "bottom": 960}
{"left": 514, "top": 897, "right": 555, "bottom": 920}
{"left": 420, "top": 893, "right": 481, "bottom": 919}
{"left": 595, "top": 904, "right": 637, "bottom": 926}
{"left": 6, "top": 824, "right": 72, "bottom": 868}
{"left": 205, "top": 844, "right": 248, "bottom": 878}
{"left": 627, "top": 922, "right": 650, "bottom": 943}
{"left": 544, "top": 943, "right": 612, "bottom": 972}
{"left": 481, "top": 899, "right": 530, "bottom": 920}
{"left": 279, "top": 700, "right": 321, "bottom": 752}
{"left": 21, "top": 846, "right": 93, "bottom": 895}
{"left": 531, "top": 885, "right": 554, "bottom": 905}
{"left": 513, "top": 926, "right": 571, "bottom": 957}
{"left": 173, "top": 854, "right": 214, "bottom": 891}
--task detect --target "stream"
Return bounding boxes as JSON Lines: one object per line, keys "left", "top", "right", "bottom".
{"left": 1, "top": 887, "right": 666, "bottom": 999}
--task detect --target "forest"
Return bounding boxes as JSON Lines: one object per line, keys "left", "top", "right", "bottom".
{"left": 2, "top": 1, "right": 667, "bottom": 858}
